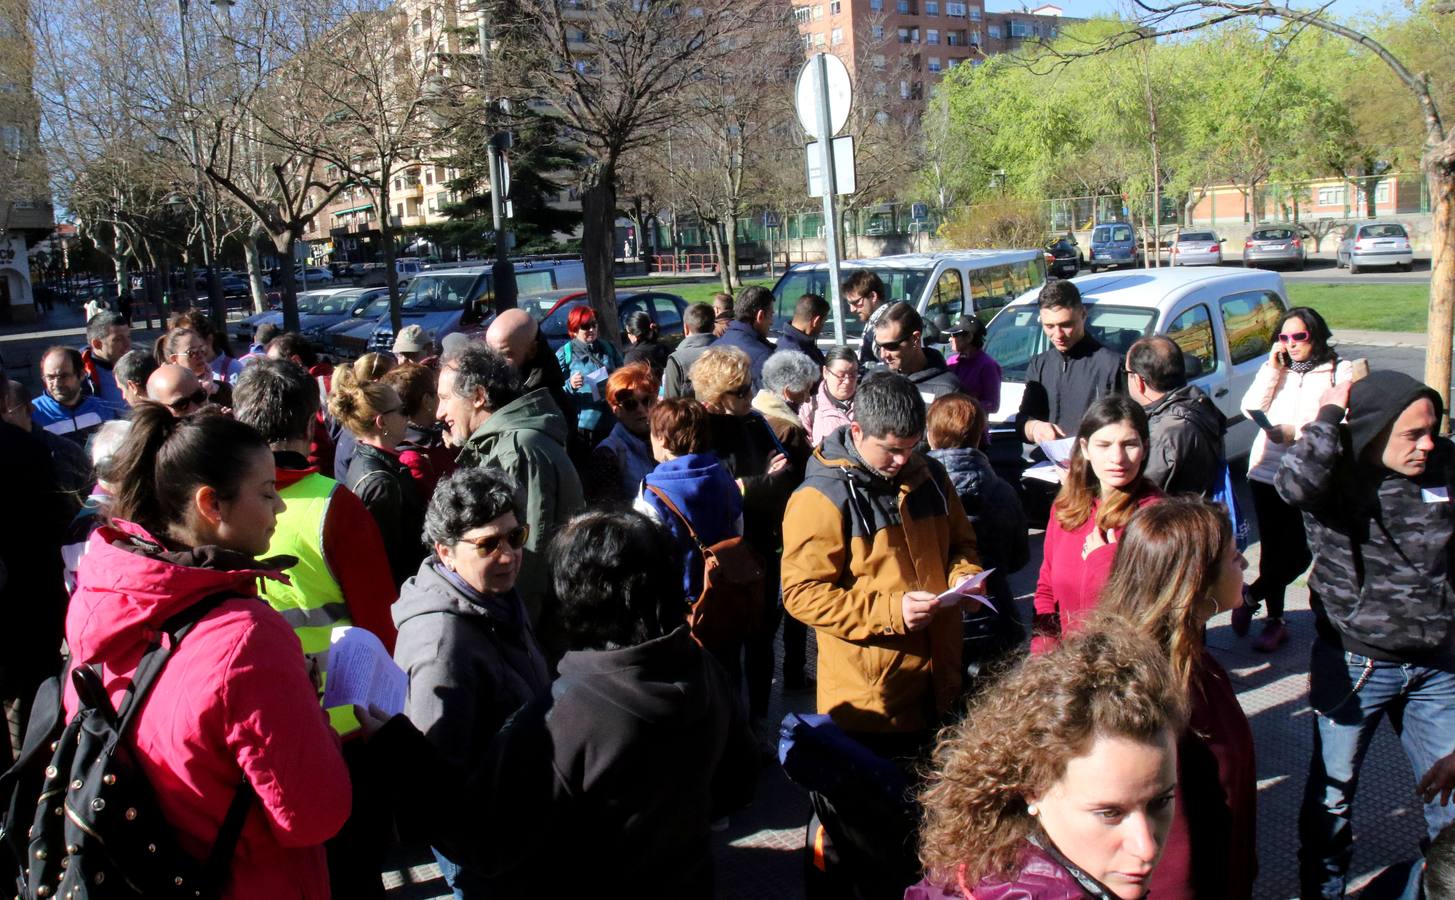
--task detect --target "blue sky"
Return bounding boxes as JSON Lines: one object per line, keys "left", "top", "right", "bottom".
{"left": 991, "top": 0, "right": 1408, "bottom": 22}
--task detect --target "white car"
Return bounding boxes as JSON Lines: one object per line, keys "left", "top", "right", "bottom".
{"left": 1336, "top": 221, "right": 1414, "bottom": 273}
{"left": 984, "top": 266, "right": 1291, "bottom": 465}
{"left": 1169, "top": 230, "right": 1225, "bottom": 266}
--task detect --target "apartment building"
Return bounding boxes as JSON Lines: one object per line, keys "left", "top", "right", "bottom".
{"left": 792, "top": 1, "right": 1079, "bottom": 101}
{"left": 0, "top": 1, "right": 54, "bottom": 323}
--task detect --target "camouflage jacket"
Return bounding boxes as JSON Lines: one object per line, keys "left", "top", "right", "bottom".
{"left": 1275, "top": 405, "right": 1455, "bottom": 660}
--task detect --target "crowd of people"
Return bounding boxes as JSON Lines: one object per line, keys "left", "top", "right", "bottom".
{"left": 1, "top": 270, "right": 1453, "bottom": 900}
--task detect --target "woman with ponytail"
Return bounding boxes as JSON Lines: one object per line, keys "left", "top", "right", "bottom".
{"left": 64, "top": 404, "right": 351, "bottom": 898}
{"left": 1094, "top": 496, "right": 1257, "bottom": 899}
{"left": 1032, "top": 395, "right": 1160, "bottom": 651}
{"left": 329, "top": 352, "right": 397, "bottom": 481}
{"left": 331, "top": 362, "right": 424, "bottom": 587}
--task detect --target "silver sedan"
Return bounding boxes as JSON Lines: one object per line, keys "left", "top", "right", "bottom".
{"left": 1243, "top": 226, "right": 1307, "bottom": 270}
{"left": 1170, "top": 231, "right": 1225, "bottom": 266}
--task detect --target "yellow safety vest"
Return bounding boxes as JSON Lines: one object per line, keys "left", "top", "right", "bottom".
{"left": 258, "top": 471, "right": 359, "bottom": 735}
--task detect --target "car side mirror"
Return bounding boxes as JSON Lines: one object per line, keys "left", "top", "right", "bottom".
{"left": 1183, "top": 353, "right": 1204, "bottom": 380}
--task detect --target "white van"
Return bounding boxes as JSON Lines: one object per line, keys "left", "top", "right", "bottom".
{"left": 984, "top": 267, "right": 1291, "bottom": 460}
{"left": 769, "top": 249, "right": 1048, "bottom": 347}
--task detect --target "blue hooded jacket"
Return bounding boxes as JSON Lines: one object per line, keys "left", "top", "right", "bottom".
{"left": 636, "top": 452, "right": 744, "bottom": 602}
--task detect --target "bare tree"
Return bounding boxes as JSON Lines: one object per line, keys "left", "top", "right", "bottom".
{"left": 486, "top": 0, "right": 781, "bottom": 347}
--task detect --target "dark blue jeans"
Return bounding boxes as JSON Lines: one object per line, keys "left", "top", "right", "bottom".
{"left": 432, "top": 847, "right": 493, "bottom": 900}
{"left": 1298, "top": 636, "right": 1455, "bottom": 898}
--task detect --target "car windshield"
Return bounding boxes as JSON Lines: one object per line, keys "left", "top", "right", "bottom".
{"left": 1095, "top": 225, "right": 1134, "bottom": 243}
{"left": 1179, "top": 232, "right": 1216, "bottom": 242}
{"left": 1361, "top": 224, "right": 1408, "bottom": 239}
{"left": 312, "top": 293, "right": 362, "bottom": 315}
{"left": 520, "top": 294, "right": 578, "bottom": 323}
{"left": 770, "top": 266, "right": 933, "bottom": 338}
{"left": 400, "top": 273, "right": 482, "bottom": 310}
{"left": 1253, "top": 228, "right": 1295, "bottom": 241}
{"left": 985, "top": 303, "right": 1157, "bottom": 382}
{"left": 294, "top": 293, "right": 333, "bottom": 314}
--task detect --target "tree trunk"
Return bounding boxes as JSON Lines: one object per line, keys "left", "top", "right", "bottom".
{"left": 580, "top": 169, "right": 622, "bottom": 350}
{"left": 706, "top": 222, "right": 730, "bottom": 293}
{"left": 111, "top": 251, "right": 128, "bottom": 309}
{"left": 244, "top": 227, "right": 268, "bottom": 314}
{"left": 1363, "top": 177, "right": 1379, "bottom": 219}
{"left": 270, "top": 233, "right": 302, "bottom": 333}
{"left": 724, "top": 216, "right": 741, "bottom": 290}
{"left": 375, "top": 185, "right": 403, "bottom": 335}
{"left": 1423, "top": 159, "right": 1454, "bottom": 431}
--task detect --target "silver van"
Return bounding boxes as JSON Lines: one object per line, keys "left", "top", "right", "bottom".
{"left": 984, "top": 267, "right": 1291, "bottom": 461}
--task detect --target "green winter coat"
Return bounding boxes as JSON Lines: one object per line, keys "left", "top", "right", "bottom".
{"left": 458, "top": 388, "right": 585, "bottom": 622}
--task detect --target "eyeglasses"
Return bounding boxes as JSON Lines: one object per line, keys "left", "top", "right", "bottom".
{"left": 1278, "top": 331, "right": 1311, "bottom": 344}
{"left": 167, "top": 388, "right": 207, "bottom": 413}
{"left": 824, "top": 367, "right": 857, "bottom": 382}
{"left": 614, "top": 392, "right": 654, "bottom": 412}
{"left": 461, "top": 524, "right": 531, "bottom": 557}
{"left": 177, "top": 347, "right": 208, "bottom": 361}
{"left": 41, "top": 371, "right": 76, "bottom": 382}
{"left": 877, "top": 337, "right": 909, "bottom": 352}
{"left": 726, "top": 383, "right": 752, "bottom": 400}
{"left": 845, "top": 294, "right": 866, "bottom": 310}
{"left": 578, "top": 322, "right": 598, "bottom": 332}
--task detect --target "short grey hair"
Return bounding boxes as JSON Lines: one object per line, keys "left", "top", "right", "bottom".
{"left": 91, "top": 419, "right": 132, "bottom": 482}
{"left": 441, "top": 342, "right": 521, "bottom": 412}
{"left": 423, "top": 467, "right": 520, "bottom": 547}
{"left": 855, "top": 371, "right": 925, "bottom": 439}
{"left": 762, "top": 351, "right": 819, "bottom": 395}
{"left": 86, "top": 311, "right": 127, "bottom": 344}
{"left": 114, "top": 349, "right": 159, "bottom": 390}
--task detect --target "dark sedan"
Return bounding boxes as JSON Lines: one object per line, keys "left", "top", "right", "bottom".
{"left": 1044, "top": 238, "right": 1080, "bottom": 278}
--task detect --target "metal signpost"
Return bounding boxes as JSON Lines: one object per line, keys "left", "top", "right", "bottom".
{"left": 795, "top": 53, "right": 853, "bottom": 344}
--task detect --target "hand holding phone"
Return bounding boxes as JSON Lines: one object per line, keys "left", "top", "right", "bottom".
{"left": 1247, "top": 409, "right": 1277, "bottom": 433}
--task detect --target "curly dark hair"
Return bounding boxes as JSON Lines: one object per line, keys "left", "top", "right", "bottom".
{"left": 423, "top": 467, "right": 519, "bottom": 548}
{"left": 918, "top": 629, "right": 1187, "bottom": 887}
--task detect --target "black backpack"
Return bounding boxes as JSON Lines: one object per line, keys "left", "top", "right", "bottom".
{"left": 0, "top": 595, "right": 253, "bottom": 899}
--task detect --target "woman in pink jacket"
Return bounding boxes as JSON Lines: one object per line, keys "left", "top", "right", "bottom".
{"left": 1032, "top": 395, "right": 1160, "bottom": 652}
{"left": 64, "top": 404, "right": 352, "bottom": 898}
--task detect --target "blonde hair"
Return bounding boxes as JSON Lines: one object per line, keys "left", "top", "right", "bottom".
{"left": 918, "top": 630, "right": 1187, "bottom": 886}
{"left": 350, "top": 351, "right": 395, "bottom": 385}
{"left": 689, "top": 347, "right": 751, "bottom": 407}
{"left": 328, "top": 374, "right": 400, "bottom": 438}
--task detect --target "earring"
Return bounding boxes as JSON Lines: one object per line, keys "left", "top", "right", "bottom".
{"left": 1203, "top": 596, "right": 1219, "bottom": 621}
{"left": 1026, "top": 803, "right": 1039, "bottom": 817}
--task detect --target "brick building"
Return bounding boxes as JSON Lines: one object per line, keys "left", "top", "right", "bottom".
{"left": 0, "top": 1, "right": 54, "bottom": 323}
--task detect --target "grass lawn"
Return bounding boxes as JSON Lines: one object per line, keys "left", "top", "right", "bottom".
{"left": 1285, "top": 283, "right": 1429, "bottom": 333}
{"left": 613, "top": 276, "right": 776, "bottom": 307}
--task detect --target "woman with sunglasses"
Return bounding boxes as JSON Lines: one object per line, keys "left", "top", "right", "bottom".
{"left": 1236, "top": 306, "right": 1353, "bottom": 652}
{"left": 331, "top": 366, "right": 424, "bottom": 588}
{"left": 392, "top": 466, "right": 550, "bottom": 898}
{"left": 799, "top": 345, "right": 860, "bottom": 448}
{"left": 556, "top": 305, "right": 624, "bottom": 451}
{"left": 690, "top": 347, "right": 800, "bottom": 729}
{"left": 163, "top": 327, "right": 233, "bottom": 406}
{"left": 586, "top": 361, "right": 660, "bottom": 506}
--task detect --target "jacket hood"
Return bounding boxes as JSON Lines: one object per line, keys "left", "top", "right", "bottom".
{"left": 1347, "top": 370, "right": 1443, "bottom": 459}
{"left": 471, "top": 387, "right": 570, "bottom": 446}
{"left": 68, "top": 520, "right": 292, "bottom": 664}
{"left": 393, "top": 556, "right": 525, "bottom": 631}
{"left": 646, "top": 452, "right": 730, "bottom": 497}
{"left": 554, "top": 626, "right": 713, "bottom": 727}
{"left": 753, "top": 390, "right": 801, "bottom": 428}
{"left": 1146, "top": 384, "right": 1226, "bottom": 441}
{"left": 678, "top": 333, "right": 715, "bottom": 350}
{"left": 927, "top": 446, "right": 993, "bottom": 499}
{"left": 808, "top": 424, "right": 923, "bottom": 489}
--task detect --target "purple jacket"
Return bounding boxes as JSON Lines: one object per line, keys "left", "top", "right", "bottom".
{"left": 948, "top": 350, "right": 1003, "bottom": 413}
{"left": 905, "top": 844, "right": 1100, "bottom": 900}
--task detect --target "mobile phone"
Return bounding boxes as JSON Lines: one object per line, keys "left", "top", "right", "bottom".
{"left": 1247, "top": 409, "right": 1277, "bottom": 433}
{"left": 1278, "top": 350, "right": 1292, "bottom": 367}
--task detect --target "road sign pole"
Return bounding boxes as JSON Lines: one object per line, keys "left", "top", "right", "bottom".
{"left": 814, "top": 54, "right": 846, "bottom": 345}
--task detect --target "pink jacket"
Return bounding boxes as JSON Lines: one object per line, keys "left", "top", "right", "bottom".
{"left": 65, "top": 521, "right": 351, "bottom": 899}
{"left": 799, "top": 379, "right": 854, "bottom": 448}
{"left": 1033, "top": 491, "right": 1161, "bottom": 652}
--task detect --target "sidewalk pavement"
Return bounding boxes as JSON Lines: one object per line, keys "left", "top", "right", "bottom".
{"left": 1337, "top": 330, "right": 1428, "bottom": 350}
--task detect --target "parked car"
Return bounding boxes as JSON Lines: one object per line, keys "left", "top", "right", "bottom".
{"left": 295, "top": 266, "right": 336, "bottom": 284}
{"left": 533, "top": 291, "right": 688, "bottom": 351}
{"left": 983, "top": 266, "right": 1290, "bottom": 474}
{"left": 1243, "top": 225, "right": 1307, "bottom": 270}
{"left": 1337, "top": 221, "right": 1414, "bottom": 273}
{"left": 363, "top": 266, "right": 562, "bottom": 353}
{"left": 1169, "top": 230, "right": 1225, "bottom": 267}
{"left": 298, "top": 288, "right": 390, "bottom": 348}
{"left": 769, "top": 250, "right": 1048, "bottom": 349}
{"left": 1044, "top": 237, "right": 1080, "bottom": 278}
{"left": 1087, "top": 222, "right": 1142, "bottom": 272}
{"left": 229, "top": 287, "right": 352, "bottom": 348}
{"left": 324, "top": 291, "right": 395, "bottom": 359}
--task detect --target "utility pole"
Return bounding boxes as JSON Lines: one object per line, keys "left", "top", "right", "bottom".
{"left": 477, "top": 7, "right": 517, "bottom": 311}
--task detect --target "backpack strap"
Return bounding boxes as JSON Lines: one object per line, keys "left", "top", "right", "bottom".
{"left": 645, "top": 485, "right": 709, "bottom": 554}
{"left": 114, "top": 592, "right": 240, "bottom": 734}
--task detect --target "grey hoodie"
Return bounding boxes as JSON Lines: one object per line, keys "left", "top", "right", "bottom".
{"left": 393, "top": 558, "right": 551, "bottom": 768}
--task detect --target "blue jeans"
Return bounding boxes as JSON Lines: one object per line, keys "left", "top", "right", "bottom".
{"left": 1298, "top": 636, "right": 1455, "bottom": 898}
{"left": 432, "top": 847, "right": 493, "bottom": 900}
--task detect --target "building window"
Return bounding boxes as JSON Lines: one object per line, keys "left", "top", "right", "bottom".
{"left": 928, "top": 56, "right": 941, "bottom": 72}
{"left": 831, "top": 27, "right": 843, "bottom": 43}
{"left": 872, "top": 24, "right": 884, "bottom": 37}
{"left": 869, "top": 0, "right": 883, "bottom": 9}
{"left": 802, "top": 33, "right": 813, "bottom": 48}
{"left": 969, "top": 29, "right": 980, "bottom": 44}
{"left": 925, "top": 0, "right": 939, "bottom": 13}
{"left": 1375, "top": 180, "right": 1391, "bottom": 204}
{"left": 794, "top": 6, "right": 811, "bottom": 23}
{"left": 900, "top": 80, "right": 910, "bottom": 99}
{"left": 813, "top": 4, "right": 824, "bottom": 17}
{"left": 945, "top": 1, "right": 966, "bottom": 14}
{"left": 872, "top": 53, "right": 886, "bottom": 68}
{"left": 830, "top": 0, "right": 841, "bottom": 12}
{"left": 968, "top": 5, "right": 981, "bottom": 18}
{"left": 425, "top": 169, "right": 434, "bottom": 185}
{"left": 896, "top": 0, "right": 909, "bottom": 11}
{"left": 926, "top": 28, "right": 939, "bottom": 43}
{"left": 945, "top": 58, "right": 957, "bottom": 69}
{"left": 1009, "top": 19, "right": 1029, "bottom": 37}
{"left": 1317, "top": 186, "right": 1345, "bottom": 206}
{"left": 988, "top": 24, "right": 1001, "bottom": 38}
{"left": 814, "top": 31, "right": 825, "bottom": 45}
{"left": 0, "top": 125, "right": 24, "bottom": 156}
{"left": 897, "top": 27, "right": 911, "bottom": 42}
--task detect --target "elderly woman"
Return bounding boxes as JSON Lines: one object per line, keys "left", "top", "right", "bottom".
{"left": 799, "top": 345, "right": 858, "bottom": 447}
{"left": 690, "top": 346, "right": 804, "bottom": 721}
{"left": 586, "top": 361, "right": 659, "bottom": 507}
{"left": 753, "top": 350, "right": 817, "bottom": 469}
{"left": 556, "top": 305, "right": 624, "bottom": 449}
{"left": 330, "top": 365, "right": 423, "bottom": 588}
{"left": 392, "top": 466, "right": 552, "bottom": 898}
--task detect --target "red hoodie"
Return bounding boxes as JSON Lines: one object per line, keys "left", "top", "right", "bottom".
{"left": 64, "top": 521, "right": 351, "bottom": 899}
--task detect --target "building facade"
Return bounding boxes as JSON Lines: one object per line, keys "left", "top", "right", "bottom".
{"left": 0, "top": 2, "right": 55, "bottom": 323}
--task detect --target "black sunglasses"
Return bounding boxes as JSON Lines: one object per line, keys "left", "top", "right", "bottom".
{"left": 462, "top": 524, "right": 531, "bottom": 557}
{"left": 614, "top": 392, "right": 654, "bottom": 412}
{"left": 726, "top": 384, "right": 752, "bottom": 400}
{"left": 167, "top": 388, "right": 207, "bottom": 413}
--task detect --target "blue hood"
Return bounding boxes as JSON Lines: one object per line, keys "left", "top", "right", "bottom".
{"left": 642, "top": 452, "right": 742, "bottom": 546}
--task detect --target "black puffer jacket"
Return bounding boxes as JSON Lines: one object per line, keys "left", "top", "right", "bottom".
{"left": 1275, "top": 371, "right": 1454, "bottom": 661}
{"left": 1015, "top": 334, "right": 1124, "bottom": 441}
{"left": 928, "top": 446, "right": 1029, "bottom": 612}
{"left": 1143, "top": 384, "right": 1226, "bottom": 496}
{"left": 346, "top": 441, "right": 427, "bottom": 588}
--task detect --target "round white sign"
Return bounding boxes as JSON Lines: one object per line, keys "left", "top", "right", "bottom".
{"left": 795, "top": 52, "right": 852, "bottom": 139}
